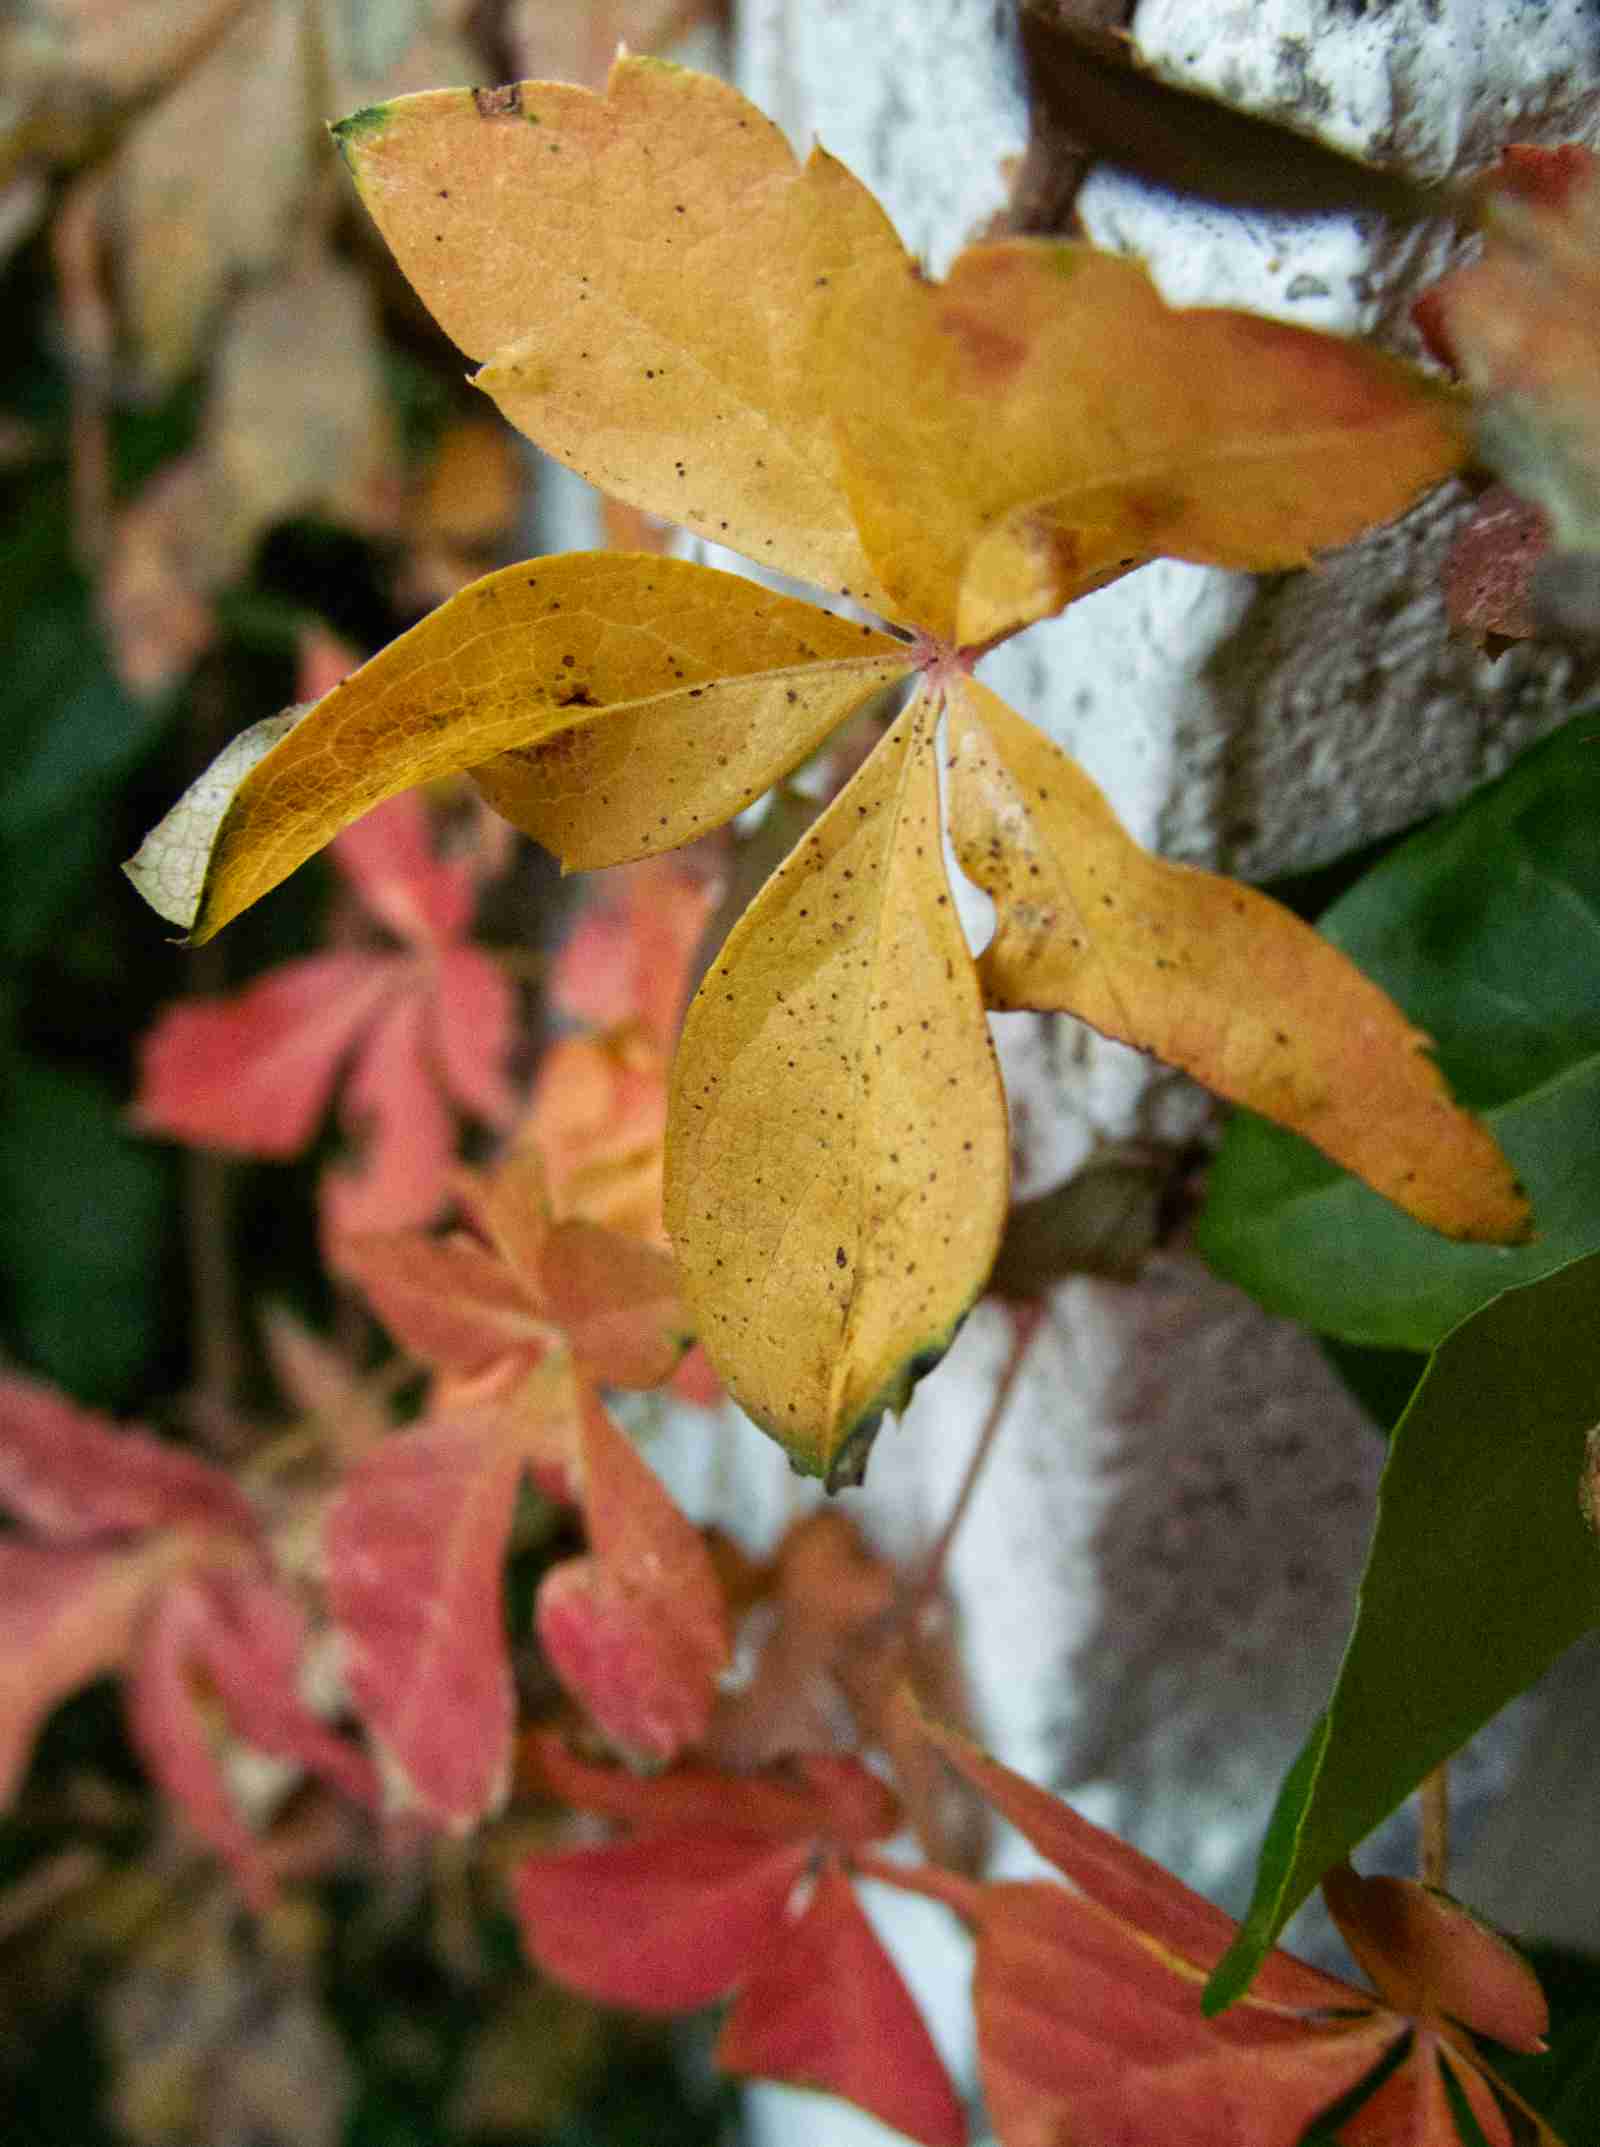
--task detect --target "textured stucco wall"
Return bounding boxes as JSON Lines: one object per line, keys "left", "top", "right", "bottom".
{"left": 634, "top": 5, "right": 1600, "bottom": 2141}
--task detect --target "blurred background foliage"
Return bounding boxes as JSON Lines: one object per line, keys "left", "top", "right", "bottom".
{"left": 1, "top": 3, "right": 734, "bottom": 2141}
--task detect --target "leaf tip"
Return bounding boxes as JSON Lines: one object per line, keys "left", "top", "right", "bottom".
{"left": 821, "top": 1322, "right": 969, "bottom": 1493}
{"left": 329, "top": 104, "right": 394, "bottom": 161}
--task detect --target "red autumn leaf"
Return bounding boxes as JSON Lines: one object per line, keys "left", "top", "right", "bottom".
{"left": 128, "top": 1573, "right": 285, "bottom": 1912}
{"left": 513, "top": 1735, "right": 964, "bottom": 2144}
{"left": 534, "top": 1391, "right": 729, "bottom": 1762}
{"left": 337, "top": 1226, "right": 559, "bottom": 1379}
{"left": 524, "top": 1028, "right": 672, "bottom": 1240}
{"left": 324, "top": 1345, "right": 723, "bottom": 1815}
{"left": 550, "top": 853, "right": 720, "bottom": 1051}
{"left": 1322, "top": 1863, "right": 1548, "bottom": 2058}
{"left": 0, "top": 1373, "right": 372, "bottom": 1896}
{"left": 0, "top": 1367, "right": 257, "bottom": 1543}
{"left": 134, "top": 951, "right": 398, "bottom": 1156}
{"left": 915, "top": 1708, "right": 1560, "bottom": 2147}
{"left": 520, "top": 1731, "right": 902, "bottom": 1846}
{"left": 324, "top": 1383, "right": 564, "bottom": 1827}
{"left": 134, "top": 791, "right": 521, "bottom": 1238}
{"left": 320, "top": 984, "right": 459, "bottom": 1248}
{"left": 170, "top": 1566, "right": 377, "bottom": 1812}
{"left": 717, "top": 1863, "right": 967, "bottom": 2147}
{"left": 346, "top": 1145, "right": 689, "bottom": 1395}
{"left": 127, "top": 1569, "right": 377, "bottom": 1911}
{"left": 0, "top": 1536, "right": 182, "bottom": 1801}
{"left": 516, "top": 1824, "right": 815, "bottom": 2010}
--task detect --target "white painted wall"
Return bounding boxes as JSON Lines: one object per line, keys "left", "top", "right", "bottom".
{"left": 636, "top": 6, "right": 1600, "bottom": 2140}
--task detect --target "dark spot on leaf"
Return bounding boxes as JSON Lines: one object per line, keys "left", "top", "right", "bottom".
{"left": 473, "top": 82, "right": 523, "bottom": 118}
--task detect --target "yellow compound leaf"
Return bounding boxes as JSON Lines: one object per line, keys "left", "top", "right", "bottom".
{"left": 944, "top": 677, "right": 1528, "bottom": 1244}
{"left": 332, "top": 56, "right": 907, "bottom": 612}
{"left": 823, "top": 238, "right": 1471, "bottom": 646}
{"left": 665, "top": 692, "right": 1009, "bottom": 1486}
{"left": 126, "top": 553, "right": 910, "bottom": 941}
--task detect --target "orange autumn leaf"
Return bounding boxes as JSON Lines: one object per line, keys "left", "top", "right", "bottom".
{"left": 914, "top": 1707, "right": 1562, "bottom": 2147}
{"left": 822, "top": 228, "right": 1470, "bottom": 646}
{"left": 127, "top": 54, "right": 1517, "bottom": 1480}
{"left": 334, "top": 58, "right": 906, "bottom": 610}
{"left": 335, "top": 1148, "right": 723, "bottom": 1786}
{"left": 126, "top": 552, "right": 907, "bottom": 941}
{"left": 337, "top": 53, "right": 1464, "bottom": 647}
{"left": 943, "top": 675, "right": 1527, "bottom": 1243}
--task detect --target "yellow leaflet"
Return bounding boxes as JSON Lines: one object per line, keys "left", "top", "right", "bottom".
{"left": 333, "top": 57, "right": 907, "bottom": 613}
{"left": 665, "top": 691, "right": 1010, "bottom": 1485}
{"left": 822, "top": 237, "right": 1470, "bottom": 645}
{"left": 127, "top": 553, "right": 909, "bottom": 941}
{"left": 944, "top": 676, "right": 1528, "bottom": 1243}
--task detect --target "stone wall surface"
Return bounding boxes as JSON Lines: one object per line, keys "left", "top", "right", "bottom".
{"left": 632, "top": 5, "right": 1600, "bottom": 2140}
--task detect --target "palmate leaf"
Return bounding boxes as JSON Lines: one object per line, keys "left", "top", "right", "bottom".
{"left": 127, "top": 53, "right": 1518, "bottom": 1478}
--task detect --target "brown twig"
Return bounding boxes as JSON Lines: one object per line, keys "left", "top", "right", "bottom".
{"left": 50, "top": 172, "right": 114, "bottom": 571}
{"left": 1419, "top": 1762, "right": 1449, "bottom": 1890}
{"left": 899, "top": 1302, "right": 1044, "bottom": 1636}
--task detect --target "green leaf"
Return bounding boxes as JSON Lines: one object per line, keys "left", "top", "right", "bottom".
{"left": 1492, "top": 1947, "right": 1600, "bottom": 2143}
{"left": 0, "top": 1056, "right": 174, "bottom": 1406}
{"left": 1206, "top": 1249, "right": 1600, "bottom": 2012}
{"left": 1198, "top": 713, "right": 1600, "bottom": 1348}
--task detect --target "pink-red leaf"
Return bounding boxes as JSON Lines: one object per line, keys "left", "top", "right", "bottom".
{"left": 127, "top": 1573, "right": 280, "bottom": 1910}
{"left": 521, "top": 1732, "right": 902, "bottom": 1847}
{"left": 1323, "top": 1865, "right": 1548, "bottom": 2054}
{"left": 974, "top": 1880, "right": 1397, "bottom": 2147}
{"left": 912, "top": 1711, "right": 1562, "bottom": 2147}
{"left": 913, "top": 1704, "right": 1341, "bottom": 1999}
{"left": 321, "top": 986, "right": 458, "bottom": 1243}
{"left": 338, "top": 1228, "right": 557, "bottom": 1375}
{"left": 534, "top": 1395, "right": 727, "bottom": 1761}
{"left": 551, "top": 857, "right": 719, "bottom": 1051}
{"left": 325, "top": 1402, "right": 533, "bottom": 1826}
{"left": 184, "top": 1567, "right": 377, "bottom": 1810}
{"left": 0, "top": 1536, "right": 181, "bottom": 1802}
{"left": 0, "top": 1370, "right": 256, "bottom": 1544}
{"left": 431, "top": 943, "right": 521, "bottom": 1128}
{"left": 538, "top": 1221, "right": 688, "bottom": 1390}
{"left": 331, "top": 789, "right": 474, "bottom": 947}
{"left": 513, "top": 1824, "right": 812, "bottom": 2010}
{"left": 134, "top": 951, "right": 397, "bottom": 1155}
{"left": 717, "top": 1863, "right": 967, "bottom": 2147}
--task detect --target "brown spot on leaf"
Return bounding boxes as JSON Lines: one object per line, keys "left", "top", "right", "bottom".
{"left": 472, "top": 83, "right": 524, "bottom": 119}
